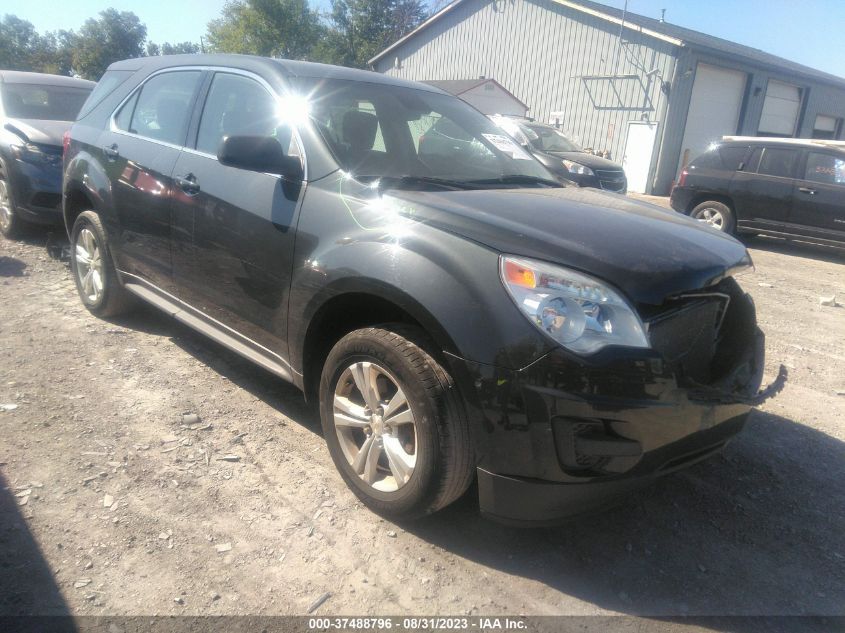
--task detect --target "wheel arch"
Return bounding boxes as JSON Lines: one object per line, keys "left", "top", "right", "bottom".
{"left": 297, "top": 282, "right": 461, "bottom": 403}
{"left": 688, "top": 193, "right": 735, "bottom": 214}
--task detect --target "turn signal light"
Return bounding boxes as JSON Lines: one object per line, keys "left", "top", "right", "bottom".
{"left": 504, "top": 259, "right": 536, "bottom": 288}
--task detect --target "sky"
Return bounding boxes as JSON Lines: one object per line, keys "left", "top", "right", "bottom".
{"left": 4, "top": 0, "right": 845, "bottom": 79}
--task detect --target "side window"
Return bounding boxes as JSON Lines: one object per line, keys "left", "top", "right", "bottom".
{"left": 744, "top": 147, "right": 763, "bottom": 173}
{"left": 127, "top": 71, "right": 202, "bottom": 145}
{"left": 114, "top": 91, "right": 138, "bottom": 131}
{"left": 720, "top": 146, "right": 748, "bottom": 171}
{"left": 757, "top": 148, "right": 797, "bottom": 179}
{"left": 805, "top": 153, "right": 845, "bottom": 186}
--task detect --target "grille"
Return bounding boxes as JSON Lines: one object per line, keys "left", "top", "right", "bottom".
{"left": 595, "top": 169, "right": 626, "bottom": 192}
{"left": 648, "top": 299, "right": 723, "bottom": 384}
{"left": 643, "top": 277, "right": 752, "bottom": 386}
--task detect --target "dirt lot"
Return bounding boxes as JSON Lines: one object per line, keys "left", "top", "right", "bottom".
{"left": 1, "top": 208, "right": 844, "bottom": 624}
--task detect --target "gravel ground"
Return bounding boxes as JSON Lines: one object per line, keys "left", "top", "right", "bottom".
{"left": 1, "top": 209, "right": 844, "bottom": 624}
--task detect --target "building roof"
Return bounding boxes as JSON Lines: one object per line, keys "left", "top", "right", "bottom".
{"left": 0, "top": 70, "right": 95, "bottom": 88}
{"left": 423, "top": 78, "right": 530, "bottom": 109}
{"left": 369, "top": 0, "right": 845, "bottom": 90}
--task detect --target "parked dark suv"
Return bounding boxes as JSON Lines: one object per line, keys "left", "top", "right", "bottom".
{"left": 63, "top": 55, "right": 781, "bottom": 525}
{"left": 671, "top": 136, "right": 845, "bottom": 247}
{"left": 0, "top": 71, "right": 94, "bottom": 237}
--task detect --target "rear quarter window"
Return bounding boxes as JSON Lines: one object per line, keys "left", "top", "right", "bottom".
{"left": 690, "top": 145, "right": 748, "bottom": 171}
{"left": 77, "top": 70, "right": 134, "bottom": 120}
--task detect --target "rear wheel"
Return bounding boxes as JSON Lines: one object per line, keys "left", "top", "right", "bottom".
{"left": 70, "top": 211, "right": 135, "bottom": 318}
{"left": 319, "top": 326, "right": 474, "bottom": 520}
{"left": 690, "top": 200, "right": 735, "bottom": 234}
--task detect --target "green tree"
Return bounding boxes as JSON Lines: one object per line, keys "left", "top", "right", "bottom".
{"left": 0, "top": 15, "right": 41, "bottom": 70}
{"left": 72, "top": 9, "right": 147, "bottom": 80}
{"left": 145, "top": 41, "right": 201, "bottom": 56}
{"left": 161, "top": 41, "right": 200, "bottom": 55}
{"left": 318, "top": 0, "right": 427, "bottom": 68}
{"left": 0, "top": 16, "right": 76, "bottom": 75}
{"left": 206, "top": 0, "right": 322, "bottom": 59}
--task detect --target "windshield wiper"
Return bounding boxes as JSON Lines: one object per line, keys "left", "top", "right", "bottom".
{"left": 467, "top": 175, "right": 563, "bottom": 188}
{"left": 371, "top": 175, "right": 474, "bottom": 191}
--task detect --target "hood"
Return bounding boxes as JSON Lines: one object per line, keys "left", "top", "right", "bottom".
{"left": 390, "top": 187, "right": 751, "bottom": 305}
{"left": 4, "top": 119, "right": 72, "bottom": 147}
{"left": 542, "top": 150, "right": 622, "bottom": 170}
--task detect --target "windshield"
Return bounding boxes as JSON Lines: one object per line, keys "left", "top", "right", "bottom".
{"left": 525, "top": 124, "right": 583, "bottom": 153}
{"left": 296, "top": 78, "right": 557, "bottom": 187}
{"left": 2, "top": 83, "right": 92, "bottom": 121}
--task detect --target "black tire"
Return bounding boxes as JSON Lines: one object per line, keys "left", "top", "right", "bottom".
{"left": 319, "top": 325, "right": 474, "bottom": 520}
{"left": 0, "top": 169, "right": 27, "bottom": 239}
{"left": 690, "top": 200, "right": 735, "bottom": 234}
{"left": 70, "top": 210, "right": 135, "bottom": 318}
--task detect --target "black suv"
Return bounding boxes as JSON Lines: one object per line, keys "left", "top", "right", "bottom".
{"left": 63, "top": 55, "right": 780, "bottom": 525}
{"left": 671, "top": 136, "right": 845, "bottom": 247}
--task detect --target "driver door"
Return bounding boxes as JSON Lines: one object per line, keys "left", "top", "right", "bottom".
{"left": 170, "top": 71, "right": 305, "bottom": 356}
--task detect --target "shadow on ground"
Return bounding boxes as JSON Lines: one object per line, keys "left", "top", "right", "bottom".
{"left": 0, "top": 471, "right": 76, "bottom": 631}
{"left": 0, "top": 256, "right": 26, "bottom": 277}
{"left": 112, "top": 304, "right": 321, "bottom": 433}
{"left": 747, "top": 235, "right": 845, "bottom": 265}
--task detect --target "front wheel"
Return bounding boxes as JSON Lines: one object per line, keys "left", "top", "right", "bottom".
{"left": 319, "top": 326, "right": 474, "bottom": 520}
{"left": 690, "top": 200, "right": 735, "bottom": 234}
{"left": 0, "top": 173, "right": 25, "bottom": 239}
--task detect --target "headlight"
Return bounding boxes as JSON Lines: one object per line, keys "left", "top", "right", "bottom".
{"left": 500, "top": 256, "right": 649, "bottom": 354}
{"left": 561, "top": 159, "right": 594, "bottom": 176}
{"left": 10, "top": 142, "right": 51, "bottom": 165}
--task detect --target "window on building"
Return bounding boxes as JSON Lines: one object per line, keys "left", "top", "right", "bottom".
{"left": 758, "top": 80, "right": 802, "bottom": 137}
{"left": 804, "top": 152, "right": 845, "bottom": 185}
{"left": 756, "top": 147, "right": 798, "bottom": 178}
{"left": 812, "top": 115, "right": 842, "bottom": 140}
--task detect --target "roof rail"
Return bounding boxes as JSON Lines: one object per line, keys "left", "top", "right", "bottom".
{"left": 722, "top": 136, "right": 845, "bottom": 148}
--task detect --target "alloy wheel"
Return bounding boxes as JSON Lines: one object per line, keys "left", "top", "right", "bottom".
{"left": 0, "top": 180, "right": 12, "bottom": 233}
{"left": 333, "top": 361, "right": 417, "bottom": 492}
{"left": 75, "top": 227, "right": 105, "bottom": 303}
{"left": 694, "top": 207, "right": 725, "bottom": 230}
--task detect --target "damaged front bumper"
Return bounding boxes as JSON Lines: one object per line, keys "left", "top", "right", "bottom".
{"left": 449, "top": 283, "right": 785, "bottom": 526}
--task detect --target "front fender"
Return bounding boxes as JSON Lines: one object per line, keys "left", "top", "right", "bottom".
{"left": 288, "top": 180, "right": 553, "bottom": 375}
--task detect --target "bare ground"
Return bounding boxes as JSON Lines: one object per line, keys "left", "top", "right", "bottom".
{"left": 1, "top": 215, "right": 844, "bottom": 623}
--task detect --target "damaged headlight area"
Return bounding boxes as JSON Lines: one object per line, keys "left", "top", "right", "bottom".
{"left": 500, "top": 255, "right": 649, "bottom": 355}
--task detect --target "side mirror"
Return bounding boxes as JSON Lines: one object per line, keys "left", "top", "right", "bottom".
{"left": 217, "top": 135, "right": 303, "bottom": 181}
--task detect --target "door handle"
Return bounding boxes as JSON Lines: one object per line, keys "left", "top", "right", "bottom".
{"left": 174, "top": 174, "right": 200, "bottom": 195}
{"left": 799, "top": 187, "right": 817, "bottom": 195}
{"left": 103, "top": 144, "right": 119, "bottom": 160}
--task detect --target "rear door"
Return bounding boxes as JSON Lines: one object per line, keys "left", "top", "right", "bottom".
{"left": 105, "top": 69, "right": 204, "bottom": 292}
{"left": 789, "top": 150, "right": 845, "bottom": 240}
{"left": 729, "top": 146, "right": 798, "bottom": 227}
{"left": 169, "top": 70, "right": 304, "bottom": 355}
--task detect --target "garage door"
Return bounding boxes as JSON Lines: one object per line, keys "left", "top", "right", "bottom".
{"left": 758, "top": 80, "right": 802, "bottom": 136}
{"left": 677, "top": 63, "right": 747, "bottom": 177}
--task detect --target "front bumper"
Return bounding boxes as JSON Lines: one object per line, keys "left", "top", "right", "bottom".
{"left": 448, "top": 318, "right": 782, "bottom": 525}
{"left": 6, "top": 156, "right": 64, "bottom": 225}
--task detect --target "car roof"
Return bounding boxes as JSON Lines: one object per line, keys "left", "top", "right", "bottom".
{"left": 721, "top": 136, "right": 845, "bottom": 153}
{"left": 0, "top": 70, "right": 95, "bottom": 88}
{"left": 106, "top": 54, "right": 445, "bottom": 94}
